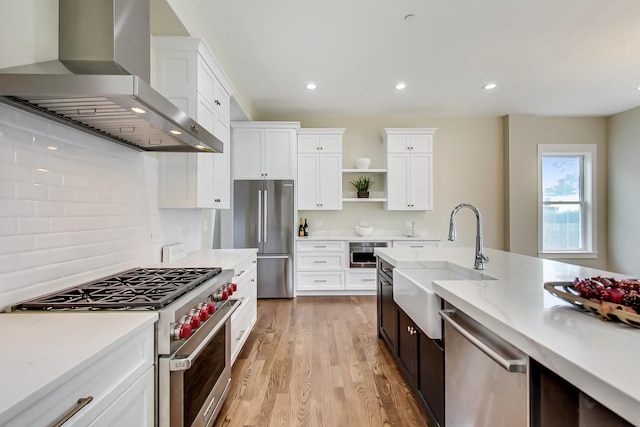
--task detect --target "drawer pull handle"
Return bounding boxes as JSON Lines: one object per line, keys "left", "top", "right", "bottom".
{"left": 314, "top": 245, "right": 327, "bottom": 248}
{"left": 314, "top": 280, "right": 327, "bottom": 283}
{"left": 410, "top": 245, "right": 424, "bottom": 248}
{"left": 313, "top": 261, "right": 327, "bottom": 263}
{"left": 382, "top": 267, "right": 392, "bottom": 274}
{"left": 250, "top": 278, "right": 255, "bottom": 282}
{"left": 252, "top": 260, "right": 256, "bottom": 264}
{"left": 236, "top": 329, "right": 246, "bottom": 341}
{"left": 362, "top": 278, "right": 375, "bottom": 282}
{"left": 381, "top": 280, "right": 391, "bottom": 287}
{"left": 52, "top": 396, "right": 93, "bottom": 427}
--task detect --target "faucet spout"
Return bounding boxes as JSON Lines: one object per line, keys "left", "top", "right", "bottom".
{"left": 447, "top": 203, "right": 489, "bottom": 270}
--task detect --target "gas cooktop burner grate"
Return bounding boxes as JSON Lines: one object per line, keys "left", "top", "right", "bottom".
{"left": 14, "top": 267, "right": 222, "bottom": 310}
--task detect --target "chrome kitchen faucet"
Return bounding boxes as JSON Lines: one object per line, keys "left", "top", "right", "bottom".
{"left": 448, "top": 203, "right": 489, "bottom": 270}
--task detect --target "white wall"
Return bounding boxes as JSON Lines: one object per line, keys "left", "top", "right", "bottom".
{"left": 0, "top": 104, "right": 203, "bottom": 310}
{"left": 608, "top": 106, "right": 640, "bottom": 276}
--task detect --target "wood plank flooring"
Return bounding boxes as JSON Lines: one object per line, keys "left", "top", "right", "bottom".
{"left": 214, "top": 296, "right": 429, "bottom": 427}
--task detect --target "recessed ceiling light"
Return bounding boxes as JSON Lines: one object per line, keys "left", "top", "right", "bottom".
{"left": 306, "top": 83, "right": 317, "bottom": 90}
{"left": 131, "top": 107, "right": 147, "bottom": 114}
{"left": 395, "top": 82, "right": 407, "bottom": 90}
{"left": 483, "top": 83, "right": 497, "bottom": 90}
{"left": 169, "top": 130, "right": 182, "bottom": 135}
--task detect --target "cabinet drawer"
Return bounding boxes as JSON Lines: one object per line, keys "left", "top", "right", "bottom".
{"left": 296, "top": 272, "right": 344, "bottom": 290}
{"left": 6, "top": 325, "right": 154, "bottom": 427}
{"left": 296, "top": 240, "right": 345, "bottom": 252}
{"left": 387, "top": 134, "right": 433, "bottom": 153}
{"left": 392, "top": 240, "right": 439, "bottom": 249}
{"left": 346, "top": 270, "right": 377, "bottom": 290}
{"left": 232, "top": 267, "right": 256, "bottom": 301}
{"left": 230, "top": 297, "right": 256, "bottom": 364}
{"left": 232, "top": 258, "right": 257, "bottom": 283}
{"left": 297, "top": 253, "right": 345, "bottom": 270}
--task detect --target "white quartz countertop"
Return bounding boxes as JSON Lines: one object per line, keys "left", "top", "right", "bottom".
{"left": 146, "top": 248, "right": 258, "bottom": 270}
{"left": 375, "top": 247, "right": 640, "bottom": 425}
{"left": 0, "top": 312, "right": 157, "bottom": 424}
{"left": 297, "top": 232, "right": 440, "bottom": 242}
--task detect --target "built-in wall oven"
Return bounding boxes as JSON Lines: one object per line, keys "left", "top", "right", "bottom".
{"left": 350, "top": 241, "right": 389, "bottom": 268}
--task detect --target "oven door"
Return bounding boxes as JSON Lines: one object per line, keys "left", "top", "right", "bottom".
{"left": 159, "top": 300, "right": 238, "bottom": 427}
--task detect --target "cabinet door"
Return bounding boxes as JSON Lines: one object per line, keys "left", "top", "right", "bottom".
{"left": 318, "top": 134, "right": 342, "bottom": 153}
{"left": 398, "top": 309, "right": 418, "bottom": 388}
{"left": 418, "top": 334, "right": 445, "bottom": 427}
{"left": 297, "top": 154, "right": 320, "bottom": 209}
{"left": 212, "top": 118, "right": 230, "bottom": 208}
{"left": 264, "top": 129, "right": 296, "bottom": 179}
{"left": 379, "top": 273, "right": 397, "bottom": 354}
{"left": 195, "top": 154, "right": 215, "bottom": 208}
{"left": 158, "top": 153, "right": 197, "bottom": 208}
{"left": 386, "top": 134, "right": 411, "bottom": 152}
{"left": 386, "top": 154, "right": 411, "bottom": 210}
{"left": 154, "top": 50, "right": 197, "bottom": 115}
{"left": 233, "top": 128, "right": 264, "bottom": 179}
{"left": 298, "top": 134, "right": 319, "bottom": 153}
{"left": 318, "top": 153, "right": 342, "bottom": 209}
{"left": 409, "top": 134, "right": 433, "bottom": 153}
{"left": 88, "top": 367, "right": 154, "bottom": 427}
{"left": 409, "top": 153, "right": 433, "bottom": 210}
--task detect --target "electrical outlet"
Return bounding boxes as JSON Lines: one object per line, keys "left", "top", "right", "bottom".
{"left": 359, "top": 220, "right": 368, "bottom": 226}
{"left": 202, "top": 220, "right": 209, "bottom": 233}
{"left": 314, "top": 221, "right": 322, "bottom": 227}
{"left": 405, "top": 220, "right": 413, "bottom": 227}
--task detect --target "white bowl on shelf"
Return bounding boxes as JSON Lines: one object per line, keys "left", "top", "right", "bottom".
{"left": 355, "top": 225, "right": 374, "bottom": 236}
{"left": 355, "top": 158, "right": 371, "bottom": 169}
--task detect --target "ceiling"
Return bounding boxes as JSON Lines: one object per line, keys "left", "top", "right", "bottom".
{"left": 158, "top": 0, "right": 640, "bottom": 120}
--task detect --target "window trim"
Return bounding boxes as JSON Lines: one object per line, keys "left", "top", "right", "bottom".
{"left": 537, "top": 144, "right": 597, "bottom": 259}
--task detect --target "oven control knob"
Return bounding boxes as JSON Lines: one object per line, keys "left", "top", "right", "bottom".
{"left": 226, "top": 285, "right": 234, "bottom": 296}
{"left": 198, "top": 309, "right": 209, "bottom": 321}
{"left": 222, "top": 288, "right": 229, "bottom": 300}
{"left": 206, "top": 302, "right": 216, "bottom": 315}
{"left": 173, "top": 323, "right": 192, "bottom": 340}
{"left": 190, "top": 316, "right": 201, "bottom": 329}
{"left": 231, "top": 283, "right": 238, "bottom": 292}
{"left": 212, "top": 290, "right": 228, "bottom": 302}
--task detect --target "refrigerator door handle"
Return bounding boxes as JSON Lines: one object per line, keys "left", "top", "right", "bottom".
{"left": 257, "top": 190, "right": 262, "bottom": 244}
{"left": 263, "top": 190, "right": 268, "bottom": 243}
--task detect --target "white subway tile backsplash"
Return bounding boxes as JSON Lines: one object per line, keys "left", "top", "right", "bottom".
{"left": 0, "top": 235, "right": 34, "bottom": 255}
{"left": 14, "top": 182, "right": 48, "bottom": 200}
{"left": 17, "top": 218, "right": 49, "bottom": 235}
{"left": 48, "top": 185, "right": 76, "bottom": 202}
{"left": 34, "top": 201, "right": 65, "bottom": 217}
{"left": 0, "top": 104, "right": 203, "bottom": 309}
{"left": 0, "top": 200, "right": 34, "bottom": 217}
{"left": 0, "top": 219, "right": 18, "bottom": 236}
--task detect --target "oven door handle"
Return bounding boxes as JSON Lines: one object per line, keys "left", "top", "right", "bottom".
{"left": 169, "top": 305, "right": 237, "bottom": 371}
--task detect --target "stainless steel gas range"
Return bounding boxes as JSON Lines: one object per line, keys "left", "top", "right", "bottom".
{"left": 11, "top": 267, "right": 238, "bottom": 427}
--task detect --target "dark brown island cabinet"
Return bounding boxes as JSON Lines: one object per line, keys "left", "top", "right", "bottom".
{"left": 377, "top": 257, "right": 445, "bottom": 427}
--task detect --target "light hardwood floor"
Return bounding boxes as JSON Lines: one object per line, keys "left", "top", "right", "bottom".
{"left": 214, "top": 296, "right": 429, "bottom": 427}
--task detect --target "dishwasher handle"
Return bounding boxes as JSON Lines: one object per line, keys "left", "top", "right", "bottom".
{"left": 440, "top": 309, "right": 527, "bottom": 373}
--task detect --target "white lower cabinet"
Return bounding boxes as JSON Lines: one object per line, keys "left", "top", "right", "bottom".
{"left": 296, "top": 240, "right": 378, "bottom": 294}
{"left": 392, "top": 240, "right": 440, "bottom": 249}
{"left": 229, "top": 254, "right": 258, "bottom": 365}
{"left": 6, "top": 325, "right": 155, "bottom": 427}
{"left": 346, "top": 269, "right": 377, "bottom": 290}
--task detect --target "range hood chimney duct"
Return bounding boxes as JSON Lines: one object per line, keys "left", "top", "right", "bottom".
{"left": 0, "top": 0, "right": 223, "bottom": 153}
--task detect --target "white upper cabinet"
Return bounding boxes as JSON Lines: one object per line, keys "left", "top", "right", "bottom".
{"left": 384, "top": 128, "right": 437, "bottom": 211}
{"left": 232, "top": 122, "right": 300, "bottom": 180}
{"left": 153, "top": 36, "right": 235, "bottom": 209}
{"left": 297, "top": 129, "right": 345, "bottom": 210}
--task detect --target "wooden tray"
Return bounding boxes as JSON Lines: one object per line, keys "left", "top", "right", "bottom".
{"left": 544, "top": 282, "right": 640, "bottom": 328}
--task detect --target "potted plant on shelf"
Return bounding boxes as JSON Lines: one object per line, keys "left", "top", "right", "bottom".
{"left": 351, "top": 176, "right": 375, "bottom": 198}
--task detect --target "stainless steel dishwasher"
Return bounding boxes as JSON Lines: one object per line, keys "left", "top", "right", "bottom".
{"left": 441, "top": 305, "right": 529, "bottom": 427}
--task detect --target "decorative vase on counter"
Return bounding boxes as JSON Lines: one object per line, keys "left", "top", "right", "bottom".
{"left": 357, "top": 191, "right": 370, "bottom": 198}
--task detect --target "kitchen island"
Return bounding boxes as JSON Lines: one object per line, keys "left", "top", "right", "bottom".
{"left": 375, "top": 246, "right": 640, "bottom": 426}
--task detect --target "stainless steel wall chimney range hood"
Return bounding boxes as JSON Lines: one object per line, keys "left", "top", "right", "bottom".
{"left": 0, "top": 0, "right": 223, "bottom": 153}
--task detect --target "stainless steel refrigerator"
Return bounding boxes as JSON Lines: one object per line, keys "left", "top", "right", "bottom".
{"left": 233, "top": 180, "right": 294, "bottom": 298}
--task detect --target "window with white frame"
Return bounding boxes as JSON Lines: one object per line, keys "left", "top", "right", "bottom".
{"left": 537, "top": 144, "right": 597, "bottom": 258}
